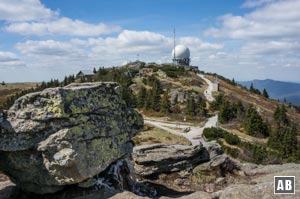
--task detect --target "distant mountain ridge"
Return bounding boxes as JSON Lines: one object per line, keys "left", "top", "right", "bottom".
{"left": 239, "top": 79, "right": 300, "bottom": 105}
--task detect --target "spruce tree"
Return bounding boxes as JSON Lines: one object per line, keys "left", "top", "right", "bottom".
{"left": 274, "top": 104, "right": 289, "bottom": 126}
{"left": 210, "top": 93, "right": 224, "bottom": 110}
{"left": 235, "top": 100, "right": 245, "bottom": 118}
{"left": 186, "top": 95, "right": 195, "bottom": 116}
{"left": 219, "top": 101, "right": 235, "bottom": 123}
{"left": 150, "top": 79, "right": 161, "bottom": 111}
{"left": 63, "top": 76, "right": 68, "bottom": 86}
{"left": 243, "top": 105, "right": 269, "bottom": 137}
{"left": 144, "top": 89, "right": 152, "bottom": 110}
{"left": 137, "top": 86, "right": 147, "bottom": 108}
{"left": 160, "top": 91, "right": 171, "bottom": 114}
{"left": 196, "top": 96, "right": 207, "bottom": 117}
{"left": 282, "top": 125, "right": 297, "bottom": 158}
{"left": 269, "top": 103, "right": 299, "bottom": 161}
{"left": 262, "top": 88, "right": 269, "bottom": 98}
{"left": 249, "top": 83, "right": 261, "bottom": 95}
{"left": 250, "top": 82, "right": 254, "bottom": 92}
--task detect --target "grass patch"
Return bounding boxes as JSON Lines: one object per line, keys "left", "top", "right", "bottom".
{"left": 133, "top": 125, "right": 190, "bottom": 146}
{"left": 193, "top": 170, "right": 217, "bottom": 184}
{"left": 0, "top": 82, "right": 39, "bottom": 109}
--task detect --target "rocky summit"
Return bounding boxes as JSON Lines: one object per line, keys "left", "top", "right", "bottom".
{"left": 0, "top": 82, "right": 143, "bottom": 194}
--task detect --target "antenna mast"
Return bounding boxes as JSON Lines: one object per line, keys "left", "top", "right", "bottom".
{"left": 173, "top": 28, "right": 176, "bottom": 60}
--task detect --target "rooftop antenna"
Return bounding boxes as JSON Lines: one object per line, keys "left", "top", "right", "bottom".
{"left": 137, "top": 53, "right": 139, "bottom": 61}
{"left": 173, "top": 28, "right": 176, "bottom": 62}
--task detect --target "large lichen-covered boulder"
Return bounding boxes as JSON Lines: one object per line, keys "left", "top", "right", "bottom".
{"left": 0, "top": 82, "right": 143, "bottom": 194}
{"left": 132, "top": 144, "right": 209, "bottom": 177}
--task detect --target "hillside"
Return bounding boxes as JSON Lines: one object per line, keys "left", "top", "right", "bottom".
{"left": 1, "top": 63, "right": 300, "bottom": 198}
{"left": 206, "top": 76, "right": 300, "bottom": 125}
{"left": 0, "top": 83, "right": 39, "bottom": 110}
{"left": 1, "top": 64, "right": 300, "bottom": 152}
{"left": 239, "top": 79, "right": 300, "bottom": 105}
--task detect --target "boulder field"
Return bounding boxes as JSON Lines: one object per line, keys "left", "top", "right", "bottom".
{"left": 0, "top": 82, "right": 143, "bottom": 194}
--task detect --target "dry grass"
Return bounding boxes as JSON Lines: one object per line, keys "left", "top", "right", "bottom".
{"left": 0, "top": 82, "right": 39, "bottom": 108}
{"left": 228, "top": 128, "right": 267, "bottom": 145}
{"left": 133, "top": 125, "right": 190, "bottom": 146}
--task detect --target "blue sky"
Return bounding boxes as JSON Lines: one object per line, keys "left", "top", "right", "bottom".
{"left": 0, "top": 0, "right": 299, "bottom": 82}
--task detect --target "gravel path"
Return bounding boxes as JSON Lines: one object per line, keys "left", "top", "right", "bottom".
{"left": 144, "top": 73, "right": 218, "bottom": 145}
{"left": 144, "top": 115, "right": 218, "bottom": 146}
{"left": 198, "top": 74, "right": 215, "bottom": 102}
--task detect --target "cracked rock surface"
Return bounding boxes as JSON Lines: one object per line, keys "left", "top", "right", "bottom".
{"left": 0, "top": 82, "right": 143, "bottom": 194}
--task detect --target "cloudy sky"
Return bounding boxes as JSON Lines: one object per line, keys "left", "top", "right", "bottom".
{"left": 0, "top": 0, "right": 299, "bottom": 82}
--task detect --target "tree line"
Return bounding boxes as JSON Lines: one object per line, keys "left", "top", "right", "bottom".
{"left": 268, "top": 104, "right": 299, "bottom": 161}
{"left": 206, "top": 99, "right": 300, "bottom": 163}
{"left": 203, "top": 127, "right": 282, "bottom": 164}
{"left": 211, "top": 93, "right": 270, "bottom": 138}
{"left": 1, "top": 75, "right": 76, "bottom": 111}
{"left": 137, "top": 76, "right": 207, "bottom": 117}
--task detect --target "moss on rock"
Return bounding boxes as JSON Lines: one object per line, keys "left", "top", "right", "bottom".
{"left": 0, "top": 82, "right": 143, "bottom": 194}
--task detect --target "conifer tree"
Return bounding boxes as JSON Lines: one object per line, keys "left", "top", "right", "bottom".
{"left": 262, "top": 88, "right": 269, "bottom": 98}
{"left": 232, "top": 78, "right": 236, "bottom": 85}
{"left": 160, "top": 91, "right": 171, "bottom": 114}
{"left": 150, "top": 79, "right": 161, "bottom": 111}
{"left": 250, "top": 82, "right": 254, "bottom": 92}
{"left": 274, "top": 104, "right": 289, "bottom": 126}
{"left": 137, "top": 86, "right": 147, "bottom": 108}
{"left": 243, "top": 105, "right": 269, "bottom": 137}
{"left": 268, "top": 102, "right": 299, "bottom": 160}
{"left": 219, "top": 101, "right": 236, "bottom": 123}
{"left": 144, "top": 89, "right": 152, "bottom": 110}
{"left": 235, "top": 100, "right": 245, "bottom": 118}
{"left": 186, "top": 94, "right": 196, "bottom": 116}
{"left": 196, "top": 96, "right": 207, "bottom": 117}
{"left": 210, "top": 93, "right": 224, "bottom": 110}
{"left": 249, "top": 82, "right": 261, "bottom": 95}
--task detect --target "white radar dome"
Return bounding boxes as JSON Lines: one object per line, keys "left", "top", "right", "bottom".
{"left": 172, "top": 45, "right": 190, "bottom": 59}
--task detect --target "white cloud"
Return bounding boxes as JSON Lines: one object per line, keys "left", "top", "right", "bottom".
{"left": 0, "top": 51, "right": 18, "bottom": 62}
{"left": 6, "top": 17, "right": 121, "bottom": 36}
{"left": 241, "top": 40, "right": 300, "bottom": 55}
{"left": 16, "top": 40, "right": 87, "bottom": 59}
{"left": 200, "top": 0, "right": 300, "bottom": 81}
{"left": 1, "top": 0, "right": 121, "bottom": 36}
{"left": 205, "top": 0, "right": 300, "bottom": 39}
{"left": 0, "top": 51, "right": 25, "bottom": 68}
{"left": 70, "top": 30, "right": 222, "bottom": 60}
{"left": 12, "top": 30, "right": 223, "bottom": 79}
{"left": 0, "top": 0, "right": 57, "bottom": 22}
{"left": 90, "top": 30, "right": 223, "bottom": 60}
{"left": 116, "top": 30, "right": 168, "bottom": 46}
{"left": 178, "top": 37, "right": 223, "bottom": 51}
{"left": 241, "top": 0, "right": 278, "bottom": 8}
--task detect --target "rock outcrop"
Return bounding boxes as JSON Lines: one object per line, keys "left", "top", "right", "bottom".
{"left": 132, "top": 144, "right": 209, "bottom": 176}
{"left": 212, "top": 163, "right": 300, "bottom": 199}
{"left": 193, "top": 141, "right": 234, "bottom": 174}
{"left": 0, "top": 82, "right": 143, "bottom": 194}
{"left": 106, "top": 163, "right": 300, "bottom": 199}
